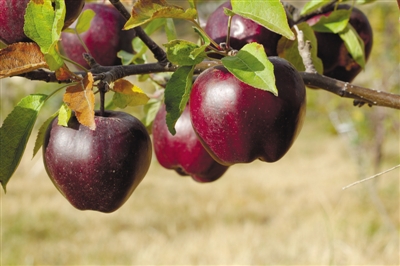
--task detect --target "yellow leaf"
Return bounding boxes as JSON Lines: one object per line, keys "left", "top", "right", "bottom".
{"left": 112, "top": 79, "right": 150, "bottom": 108}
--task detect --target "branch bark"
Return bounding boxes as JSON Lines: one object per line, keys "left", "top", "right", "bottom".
{"left": 301, "top": 72, "right": 400, "bottom": 109}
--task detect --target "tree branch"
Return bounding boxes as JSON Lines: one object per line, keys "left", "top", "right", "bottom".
{"left": 301, "top": 72, "right": 400, "bottom": 109}
{"left": 108, "top": 0, "right": 168, "bottom": 62}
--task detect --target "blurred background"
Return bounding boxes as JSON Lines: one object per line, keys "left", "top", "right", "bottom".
{"left": 1, "top": 0, "right": 399, "bottom": 265}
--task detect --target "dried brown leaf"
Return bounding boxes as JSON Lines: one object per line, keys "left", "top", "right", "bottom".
{"left": 0, "top": 42, "right": 48, "bottom": 78}
{"left": 63, "top": 72, "right": 96, "bottom": 130}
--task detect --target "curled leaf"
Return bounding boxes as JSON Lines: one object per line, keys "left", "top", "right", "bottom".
{"left": 0, "top": 43, "right": 48, "bottom": 78}
{"left": 124, "top": 0, "right": 197, "bottom": 29}
{"left": 63, "top": 72, "right": 95, "bottom": 130}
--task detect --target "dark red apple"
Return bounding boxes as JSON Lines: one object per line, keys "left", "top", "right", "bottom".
{"left": 307, "top": 4, "right": 373, "bottom": 82}
{"left": 152, "top": 104, "right": 229, "bottom": 182}
{"left": 205, "top": 1, "right": 293, "bottom": 56}
{"left": 61, "top": 3, "right": 135, "bottom": 69}
{"left": 63, "top": 0, "right": 85, "bottom": 30}
{"left": 189, "top": 56, "right": 306, "bottom": 166}
{"left": 0, "top": 0, "right": 84, "bottom": 44}
{"left": 42, "top": 110, "right": 152, "bottom": 213}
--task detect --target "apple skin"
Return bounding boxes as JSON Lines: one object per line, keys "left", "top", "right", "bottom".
{"left": 42, "top": 111, "right": 152, "bottom": 213}
{"left": 0, "top": 0, "right": 84, "bottom": 44}
{"left": 61, "top": 3, "right": 135, "bottom": 69}
{"left": 152, "top": 104, "right": 229, "bottom": 183}
{"left": 189, "top": 56, "right": 306, "bottom": 166}
{"left": 63, "top": 0, "right": 85, "bottom": 30}
{"left": 205, "top": 1, "right": 293, "bottom": 56}
{"left": 307, "top": 4, "right": 373, "bottom": 82}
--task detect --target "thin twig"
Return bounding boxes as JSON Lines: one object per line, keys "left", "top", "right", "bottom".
{"left": 108, "top": 0, "right": 168, "bottom": 63}
{"left": 342, "top": 164, "right": 400, "bottom": 190}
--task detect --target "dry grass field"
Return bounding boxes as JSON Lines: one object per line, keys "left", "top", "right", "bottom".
{"left": 1, "top": 106, "right": 399, "bottom": 265}
{"left": 1, "top": 1, "right": 399, "bottom": 265}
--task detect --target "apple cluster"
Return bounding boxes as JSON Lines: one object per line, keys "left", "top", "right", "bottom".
{"left": 1, "top": 0, "right": 374, "bottom": 213}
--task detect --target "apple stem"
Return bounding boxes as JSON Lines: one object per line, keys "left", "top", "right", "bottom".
{"left": 225, "top": 15, "right": 233, "bottom": 49}
{"left": 98, "top": 81, "right": 108, "bottom": 116}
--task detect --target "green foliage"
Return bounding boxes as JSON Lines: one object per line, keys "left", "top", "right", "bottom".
{"left": 23, "top": 0, "right": 65, "bottom": 70}
{"left": 33, "top": 111, "right": 59, "bottom": 158}
{"left": 230, "top": 0, "right": 295, "bottom": 40}
{"left": 164, "top": 65, "right": 195, "bottom": 135}
{"left": 222, "top": 43, "right": 277, "bottom": 96}
{"left": 0, "top": 94, "right": 48, "bottom": 191}
{"left": 164, "top": 40, "right": 207, "bottom": 66}
{"left": 339, "top": 24, "right": 366, "bottom": 69}
{"left": 300, "top": 0, "right": 328, "bottom": 16}
{"left": 63, "top": 9, "right": 96, "bottom": 34}
{"left": 309, "top": 7, "right": 366, "bottom": 69}
{"left": 311, "top": 9, "right": 351, "bottom": 33}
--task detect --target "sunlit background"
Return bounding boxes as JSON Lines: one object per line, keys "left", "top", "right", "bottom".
{"left": 1, "top": 0, "right": 399, "bottom": 265}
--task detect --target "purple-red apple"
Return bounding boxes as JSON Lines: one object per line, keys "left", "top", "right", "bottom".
{"left": 0, "top": 0, "right": 84, "bottom": 44}
{"left": 307, "top": 4, "right": 373, "bottom": 82}
{"left": 189, "top": 56, "right": 306, "bottom": 166}
{"left": 152, "top": 104, "right": 229, "bottom": 182}
{"left": 61, "top": 3, "right": 135, "bottom": 69}
{"left": 42, "top": 110, "right": 152, "bottom": 213}
{"left": 205, "top": 1, "right": 293, "bottom": 56}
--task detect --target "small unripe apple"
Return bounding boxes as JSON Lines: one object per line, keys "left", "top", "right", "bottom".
{"left": 307, "top": 4, "right": 373, "bottom": 82}
{"left": 152, "top": 104, "right": 229, "bottom": 183}
{"left": 61, "top": 3, "right": 135, "bottom": 68}
{"left": 43, "top": 111, "right": 152, "bottom": 213}
{"left": 0, "top": 0, "right": 84, "bottom": 44}
{"left": 190, "top": 57, "right": 306, "bottom": 166}
{"left": 205, "top": 1, "right": 293, "bottom": 56}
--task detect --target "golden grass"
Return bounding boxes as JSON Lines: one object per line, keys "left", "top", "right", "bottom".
{"left": 1, "top": 111, "right": 398, "bottom": 265}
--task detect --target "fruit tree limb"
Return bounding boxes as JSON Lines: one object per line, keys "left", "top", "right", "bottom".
{"left": 300, "top": 72, "right": 400, "bottom": 109}
{"left": 108, "top": 0, "right": 168, "bottom": 63}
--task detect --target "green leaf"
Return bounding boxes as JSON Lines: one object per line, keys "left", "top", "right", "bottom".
{"left": 0, "top": 94, "right": 48, "bottom": 192}
{"left": 311, "top": 9, "right": 351, "bottom": 33}
{"left": 230, "top": 0, "right": 294, "bottom": 40}
{"left": 23, "top": 0, "right": 65, "bottom": 70}
{"left": 193, "top": 26, "right": 211, "bottom": 46}
{"left": 163, "top": 40, "right": 206, "bottom": 66}
{"left": 187, "top": 0, "right": 196, "bottom": 9}
{"left": 33, "top": 111, "right": 59, "bottom": 158}
{"left": 124, "top": 0, "right": 197, "bottom": 30}
{"left": 117, "top": 50, "right": 135, "bottom": 65}
{"left": 300, "top": 0, "right": 329, "bottom": 16}
{"left": 75, "top": 9, "right": 96, "bottom": 34}
{"left": 165, "top": 18, "right": 177, "bottom": 41}
{"left": 339, "top": 24, "right": 366, "bottom": 69}
{"left": 142, "top": 98, "right": 162, "bottom": 128}
{"left": 277, "top": 22, "right": 323, "bottom": 74}
{"left": 164, "top": 65, "right": 194, "bottom": 135}
{"left": 222, "top": 43, "right": 277, "bottom": 96}
{"left": 57, "top": 104, "right": 71, "bottom": 126}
